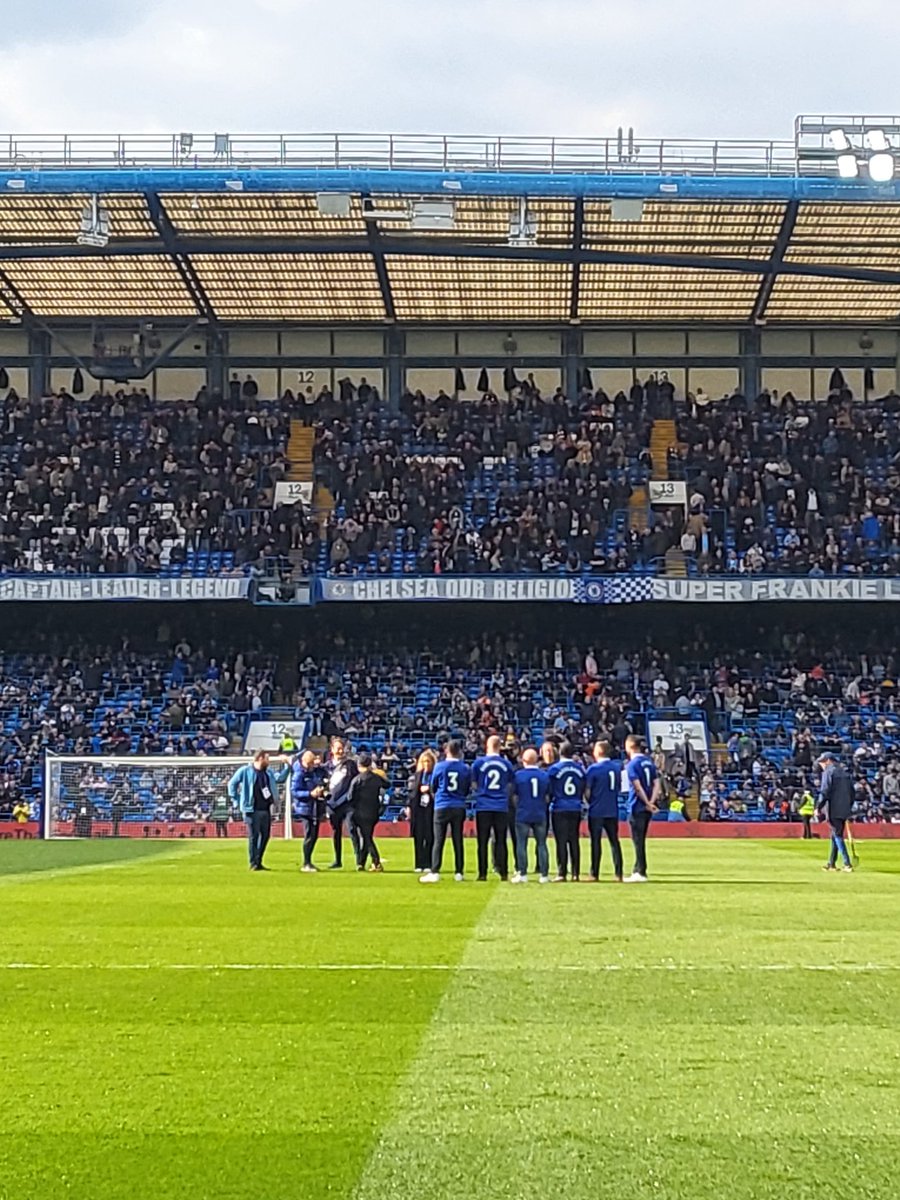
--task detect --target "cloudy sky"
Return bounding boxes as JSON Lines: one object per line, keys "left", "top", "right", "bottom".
{"left": 0, "top": 0, "right": 895, "bottom": 139}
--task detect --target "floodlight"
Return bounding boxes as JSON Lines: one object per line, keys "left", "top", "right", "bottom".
{"left": 828, "top": 129, "right": 851, "bottom": 152}
{"left": 178, "top": 132, "right": 193, "bottom": 155}
{"left": 868, "top": 152, "right": 895, "bottom": 183}
{"left": 864, "top": 130, "right": 890, "bottom": 152}
{"left": 214, "top": 133, "right": 230, "bottom": 156}
{"left": 837, "top": 154, "right": 860, "bottom": 178}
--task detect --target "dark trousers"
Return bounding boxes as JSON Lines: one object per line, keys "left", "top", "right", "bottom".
{"left": 515, "top": 819, "right": 549, "bottom": 878}
{"left": 828, "top": 817, "right": 851, "bottom": 867}
{"left": 475, "top": 810, "right": 509, "bottom": 880}
{"left": 552, "top": 810, "right": 581, "bottom": 879}
{"left": 247, "top": 810, "right": 271, "bottom": 868}
{"left": 214, "top": 818, "right": 229, "bottom": 838}
{"left": 410, "top": 803, "right": 434, "bottom": 870}
{"left": 630, "top": 809, "right": 652, "bottom": 877}
{"left": 356, "top": 816, "right": 381, "bottom": 868}
{"left": 589, "top": 815, "right": 623, "bottom": 878}
{"left": 329, "top": 802, "right": 359, "bottom": 867}
{"left": 432, "top": 807, "right": 465, "bottom": 875}
{"left": 300, "top": 816, "right": 319, "bottom": 865}
{"left": 802, "top": 814, "right": 813, "bottom": 839}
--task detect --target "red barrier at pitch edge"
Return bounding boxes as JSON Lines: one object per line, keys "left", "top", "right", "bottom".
{"left": 7, "top": 819, "right": 900, "bottom": 840}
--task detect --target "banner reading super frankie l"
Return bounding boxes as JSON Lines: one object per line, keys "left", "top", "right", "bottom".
{"left": 0, "top": 576, "right": 251, "bottom": 602}
{"left": 648, "top": 577, "right": 900, "bottom": 602}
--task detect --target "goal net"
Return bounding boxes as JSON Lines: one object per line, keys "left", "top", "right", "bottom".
{"left": 43, "top": 754, "right": 293, "bottom": 840}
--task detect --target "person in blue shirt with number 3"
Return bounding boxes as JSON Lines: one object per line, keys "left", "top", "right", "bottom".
{"left": 420, "top": 740, "right": 471, "bottom": 884}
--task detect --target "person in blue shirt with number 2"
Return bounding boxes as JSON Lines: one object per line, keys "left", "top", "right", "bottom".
{"left": 624, "top": 734, "right": 661, "bottom": 883}
{"left": 585, "top": 739, "right": 624, "bottom": 882}
{"left": 471, "top": 735, "right": 515, "bottom": 882}
{"left": 547, "top": 741, "right": 585, "bottom": 882}
{"left": 420, "top": 740, "right": 471, "bottom": 884}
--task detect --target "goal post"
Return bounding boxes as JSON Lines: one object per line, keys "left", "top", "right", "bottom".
{"left": 43, "top": 753, "right": 294, "bottom": 840}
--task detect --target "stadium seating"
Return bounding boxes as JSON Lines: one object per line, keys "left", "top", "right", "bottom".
{"left": 0, "top": 386, "right": 318, "bottom": 578}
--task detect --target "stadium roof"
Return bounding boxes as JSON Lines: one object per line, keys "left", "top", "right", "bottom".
{"left": 0, "top": 125, "right": 899, "bottom": 325}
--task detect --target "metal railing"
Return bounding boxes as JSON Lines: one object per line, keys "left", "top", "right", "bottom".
{"left": 0, "top": 132, "right": 803, "bottom": 177}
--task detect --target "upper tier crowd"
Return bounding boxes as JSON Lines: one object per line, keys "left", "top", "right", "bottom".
{"left": 3, "top": 369, "right": 900, "bottom": 579}
{"left": 0, "top": 381, "right": 319, "bottom": 578}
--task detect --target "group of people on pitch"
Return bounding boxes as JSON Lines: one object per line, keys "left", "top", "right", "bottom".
{"left": 233, "top": 733, "right": 662, "bottom": 880}
{"left": 228, "top": 736, "right": 855, "bottom": 878}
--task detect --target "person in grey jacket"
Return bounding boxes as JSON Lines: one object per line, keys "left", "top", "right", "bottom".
{"left": 816, "top": 751, "right": 855, "bottom": 873}
{"left": 228, "top": 751, "right": 291, "bottom": 871}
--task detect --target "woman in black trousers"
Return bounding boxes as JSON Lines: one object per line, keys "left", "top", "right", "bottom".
{"left": 406, "top": 749, "right": 436, "bottom": 872}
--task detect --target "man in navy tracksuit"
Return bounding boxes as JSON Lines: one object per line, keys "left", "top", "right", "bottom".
{"left": 817, "top": 751, "right": 855, "bottom": 872}
{"left": 547, "top": 741, "right": 585, "bottom": 881}
{"left": 471, "top": 734, "right": 515, "bottom": 882}
{"left": 420, "top": 740, "right": 472, "bottom": 883}
{"left": 585, "top": 739, "right": 624, "bottom": 881}
{"left": 325, "top": 737, "right": 358, "bottom": 869}
{"left": 512, "top": 747, "right": 551, "bottom": 883}
{"left": 291, "top": 750, "right": 326, "bottom": 872}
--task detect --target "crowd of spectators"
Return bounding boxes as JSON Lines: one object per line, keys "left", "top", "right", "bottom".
{"left": 674, "top": 379, "right": 900, "bottom": 576}
{"left": 315, "top": 378, "right": 656, "bottom": 576}
{"left": 0, "top": 626, "right": 278, "bottom": 818}
{"left": 0, "top": 381, "right": 318, "bottom": 577}
{"left": 287, "top": 618, "right": 900, "bottom": 822}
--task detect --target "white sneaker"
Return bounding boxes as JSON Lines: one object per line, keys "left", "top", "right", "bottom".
{"left": 624, "top": 872, "right": 648, "bottom": 884}
{"left": 539, "top": 875, "right": 551, "bottom": 884}
{"left": 510, "top": 873, "right": 526, "bottom": 884}
{"left": 454, "top": 873, "right": 465, "bottom": 882}
{"left": 419, "top": 872, "right": 440, "bottom": 884}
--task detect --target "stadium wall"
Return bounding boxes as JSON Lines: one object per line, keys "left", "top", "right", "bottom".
{"left": 10, "top": 820, "right": 900, "bottom": 842}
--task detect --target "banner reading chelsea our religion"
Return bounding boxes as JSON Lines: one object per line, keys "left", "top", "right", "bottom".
{"left": 319, "top": 576, "right": 900, "bottom": 604}
{"left": 0, "top": 577, "right": 251, "bottom": 602}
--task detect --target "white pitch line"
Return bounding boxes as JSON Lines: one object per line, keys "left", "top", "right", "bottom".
{"left": 2, "top": 961, "right": 898, "bottom": 973}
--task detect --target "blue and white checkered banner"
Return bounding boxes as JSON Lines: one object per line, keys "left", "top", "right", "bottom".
{"left": 572, "top": 577, "right": 655, "bottom": 604}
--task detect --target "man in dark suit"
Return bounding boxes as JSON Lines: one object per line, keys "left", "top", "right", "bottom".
{"left": 817, "top": 751, "right": 855, "bottom": 873}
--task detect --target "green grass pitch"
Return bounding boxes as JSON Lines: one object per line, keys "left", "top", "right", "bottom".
{"left": 1, "top": 836, "right": 899, "bottom": 1199}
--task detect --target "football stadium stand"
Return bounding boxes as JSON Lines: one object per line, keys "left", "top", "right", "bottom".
{"left": 2, "top": 118, "right": 900, "bottom": 833}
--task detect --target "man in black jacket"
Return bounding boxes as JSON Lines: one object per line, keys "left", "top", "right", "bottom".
{"left": 347, "top": 753, "right": 386, "bottom": 872}
{"left": 325, "top": 737, "right": 358, "bottom": 870}
{"left": 817, "top": 751, "right": 855, "bottom": 872}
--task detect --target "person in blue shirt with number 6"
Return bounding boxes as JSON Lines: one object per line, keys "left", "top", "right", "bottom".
{"left": 624, "top": 734, "right": 661, "bottom": 883}
{"left": 419, "top": 740, "right": 472, "bottom": 884}
{"left": 547, "top": 741, "right": 585, "bottom": 882}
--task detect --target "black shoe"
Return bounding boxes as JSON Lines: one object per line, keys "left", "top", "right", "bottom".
{"left": 476, "top": 875, "right": 487, "bottom": 882}
{"left": 256, "top": 864, "right": 270, "bottom": 871}
{"left": 328, "top": 862, "right": 342, "bottom": 870}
